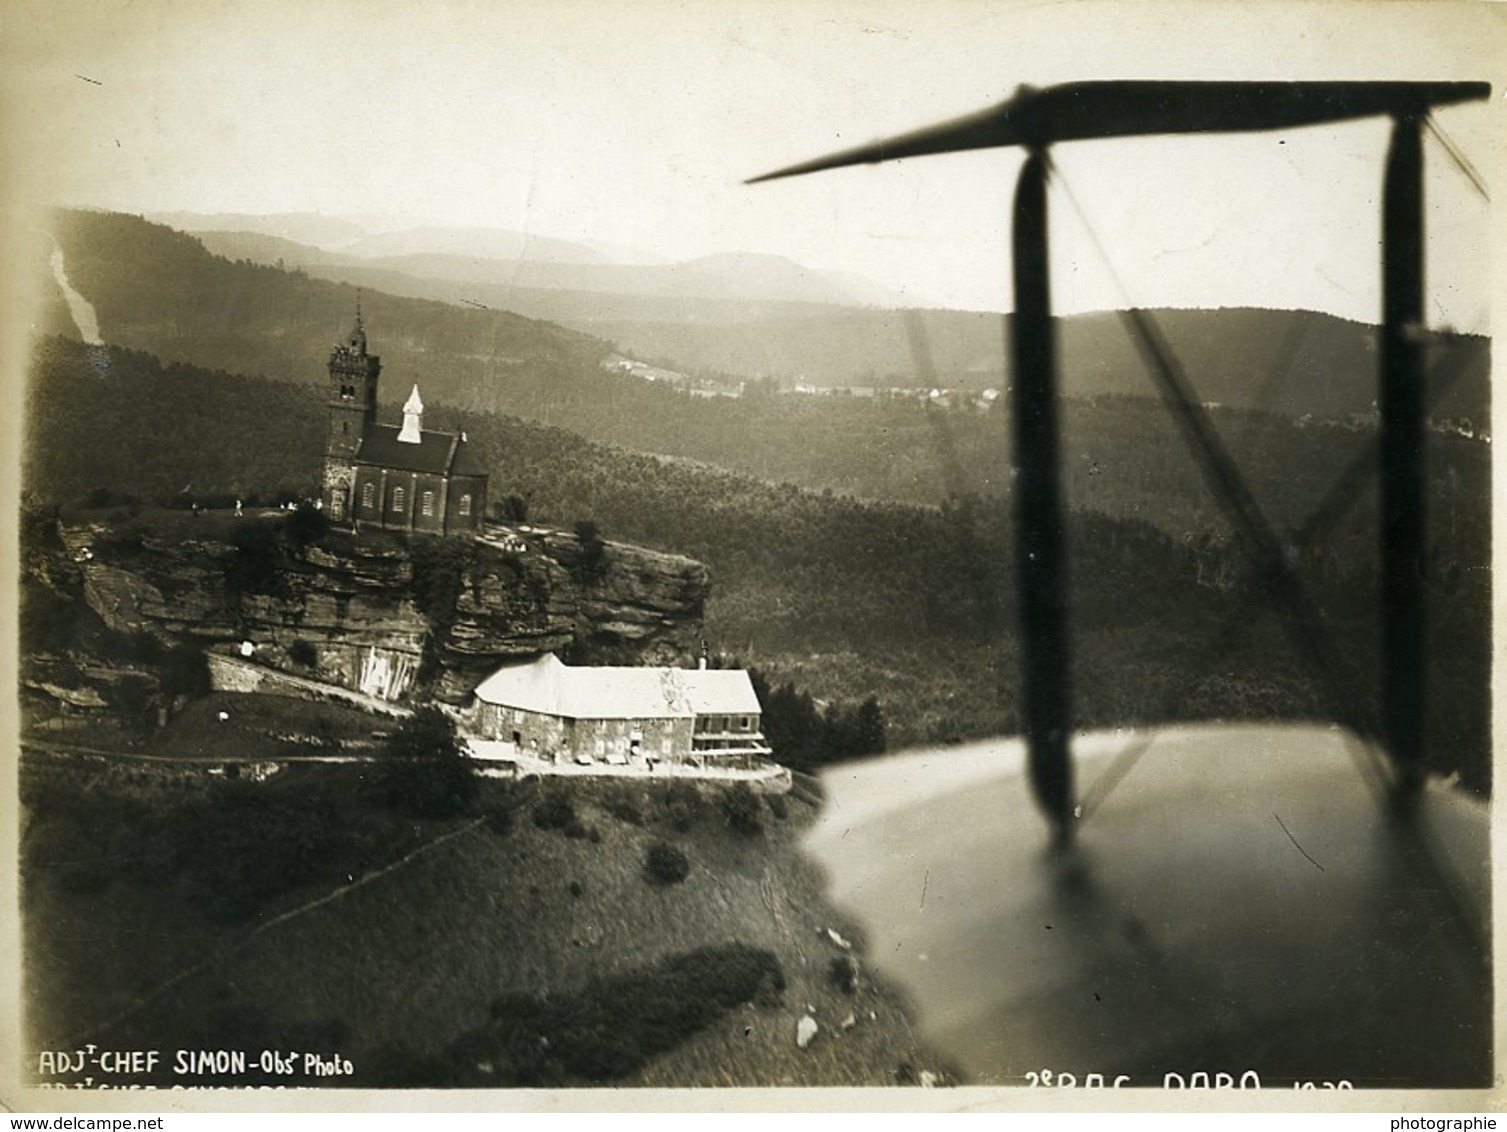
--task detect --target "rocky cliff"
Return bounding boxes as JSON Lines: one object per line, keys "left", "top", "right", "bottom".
{"left": 54, "top": 510, "right": 708, "bottom": 705}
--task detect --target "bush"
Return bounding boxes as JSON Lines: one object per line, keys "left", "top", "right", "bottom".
{"left": 494, "top": 493, "right": 529, "bottom": 523}
{"left": 602, "top": 792, "right": 642, "bottom": 826}
{"left": 720, "top": 782, "right": 763, "bottom": 836}
{"left": 828, "top": 955, "right": 860, "bottom": 995}
{"left": 485, "top": 808, "right": 514, "bottom": 836}
{"left": 766, "top": 793, "right": 788, "bottom": 820}
{"left": 644, "top": 841, "right": 690, "bottom": 885}
{"left": 661, "top": 781, "right": 704, "bottom": 832}
{"left": 532, "top": 793, "right": 577, "bottom": 831}
{"left": 83, "top": 486, "right": 139, "bottom": 511}
{"left": 459, "top": 944, "right": 785, "bottom": 1086}
{"left": 161, "top": 643, "right": 212, "bottom": 700}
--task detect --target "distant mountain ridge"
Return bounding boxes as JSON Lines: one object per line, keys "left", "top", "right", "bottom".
{"left": 148, "top": 211, "right": 371, "bottom": 250}
{"left": 176, "top": 218, "right": 1488, "bottom": 421}
{"left": 153, "top": 211, "right": 905, "bottom": 307}
{"left": 46, "top": 210, "right": 609, "bottom": 418}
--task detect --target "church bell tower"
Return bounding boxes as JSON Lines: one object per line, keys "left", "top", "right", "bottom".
{"left": 323, "top": 299, "right": 381, "bottom": 521}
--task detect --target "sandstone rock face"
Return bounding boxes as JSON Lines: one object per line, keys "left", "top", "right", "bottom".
{"left": 62, "top": 517, "right": 708, "bottom": 705}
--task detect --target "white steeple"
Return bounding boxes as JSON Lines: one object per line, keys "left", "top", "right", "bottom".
{"left": 397, "top": 384, "right": 424, "bottom": 444}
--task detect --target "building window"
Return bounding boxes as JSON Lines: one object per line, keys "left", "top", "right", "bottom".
{"left": 738, "top": 716, "right": 752, "bottom": 731}
{"left": 391, "top": 486, "right": 405, "bottom": 513}
{"left": 421, "top": 490, "right": 435, "bottom": 517}
{"left": 361, "top": 482, "right": 375, "bottom": 510}
{"left": 458, "top": 493, "right": 472, "bottom": 517}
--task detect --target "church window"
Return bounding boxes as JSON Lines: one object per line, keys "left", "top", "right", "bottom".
{"left": 392, "top": 486, "right": 405, "bottom": 513}
{"left": 458, "top": 493, "right": 472, "bottom": 516}
{"left": 361, "top": 482, "right": 375, "bottom": 510}
{"left": 421, "top": 490, "right": 435, "bottom": 517}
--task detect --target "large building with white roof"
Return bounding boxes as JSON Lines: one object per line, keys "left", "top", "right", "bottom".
{"left": 467, "top": 654, "right": 770, "bottom": 769}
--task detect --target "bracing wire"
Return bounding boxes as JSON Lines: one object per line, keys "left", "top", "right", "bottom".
{"left": 1426, "top": 115, "right": 1490, "bottom": 201}
{"left": 1093, "top": 340, "right": 1483, "bottom": 823}
{"left": 1048, "top": 159, "right": 1385, "bottom": 818}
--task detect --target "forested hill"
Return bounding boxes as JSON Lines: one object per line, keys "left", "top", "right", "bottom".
{"left": 39, "top": 211, "right": 1489, "bottom": 525}
{"left": 41, "top": 210, "right": 611, "bottom": 416}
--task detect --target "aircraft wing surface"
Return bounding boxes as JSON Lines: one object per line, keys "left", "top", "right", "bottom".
{"left": 805, "top": 725, "right": 1490, "bottom": 1089}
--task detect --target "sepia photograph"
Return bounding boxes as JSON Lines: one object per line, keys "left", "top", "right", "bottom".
{"left": 2, "top": 0, "right": 1502, "bottom": 1113}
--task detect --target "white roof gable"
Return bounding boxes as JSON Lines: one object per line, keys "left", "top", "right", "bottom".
{"left": 682, "top": 669, "right": 763, "bottom": 715}
{"left": 473, "top": 653, "right": 566, "bottom": 715}
{"left": 474, "top": 655, "right": 762, "bottom": 721}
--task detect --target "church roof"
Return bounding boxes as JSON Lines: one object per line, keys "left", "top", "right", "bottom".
{"left": 450, "top": 435, "right": 489, "bottom": 477}
{"left": 473, "top": 654, "right": 763, "bottom": 721}
{"left": 356, "top": 425, "right": 481, "bottom": 477}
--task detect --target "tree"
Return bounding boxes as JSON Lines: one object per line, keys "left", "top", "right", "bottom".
{"left": 852, "top": 696, "right": 887, "bottom": 757}
{"left": 20, "top": 496, "right": 62, "bottom": 552}
{"left": 387, "top": 704, "right": 463, "bottom": 761}
{"left": 224, "top": 521, "right": 286, "bottom": 598}
{"left": 161, "top": 643, "right": 212, "bottom": 701}
{"left": 573, "top": 519, "right": 608, "bottom": 582}
{"left": 285, "top": 502, "right": 330, "bottom": 546}
{"left": 380, "top": 706, "right": 476, "bottom": 818}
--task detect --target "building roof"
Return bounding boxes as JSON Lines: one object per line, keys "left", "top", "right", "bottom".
{"left": 474, "top": 654, "right": 762, "bottom": 720}
{"left": 356, "top": 425, "right": 474, "bottom": 476}
{"left": 682, "top": 669, "right": 764, "bottom": 715}
{"left": 450, "top": 434, "right": 489, "bottom": 477}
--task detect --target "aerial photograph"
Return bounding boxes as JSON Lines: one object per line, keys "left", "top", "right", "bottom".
{"left": 3, "top": 0, "right": 1500, "bottom": 1111}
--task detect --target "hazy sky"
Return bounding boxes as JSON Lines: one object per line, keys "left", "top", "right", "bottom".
{"left": 4, "top": 0, "right": 1503, "bottom": 329}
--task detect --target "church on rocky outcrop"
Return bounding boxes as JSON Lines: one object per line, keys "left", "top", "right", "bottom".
{"left": 321, "top": 308, "right": 488, "bottom": 535}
